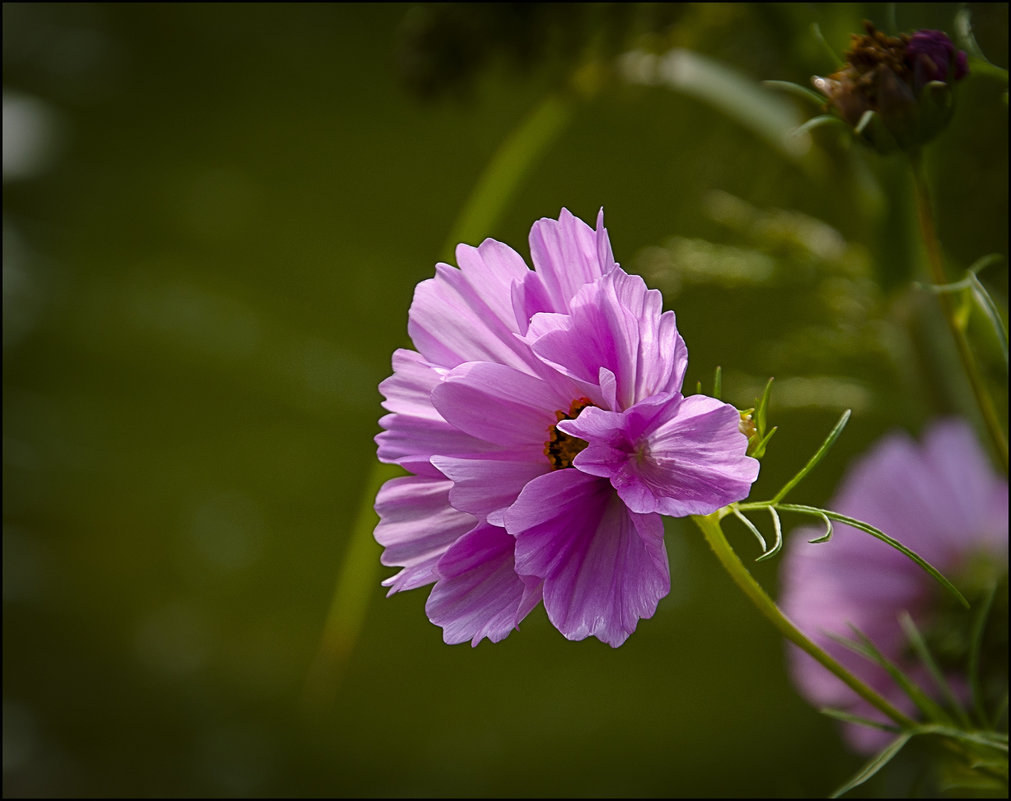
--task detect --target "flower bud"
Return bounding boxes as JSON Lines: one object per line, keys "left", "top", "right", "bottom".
{"left": 812, "top": 22, "right": 969, "bottom": 153}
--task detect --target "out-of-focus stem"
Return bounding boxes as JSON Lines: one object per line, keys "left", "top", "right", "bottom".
{"left": 442, "top": 93, "right": 573, "bottom": 258}
{"left": 909, "top": 154, "right": 1008, "bottom": 473}
{"left": 303, "top": 90, "right": 575, "bottom": 715}
{"left": 693, "top": 512, "right": 916, "bottom": 730}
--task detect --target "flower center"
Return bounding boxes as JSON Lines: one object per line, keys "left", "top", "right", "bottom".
{"left": 544, "top": 397, "right": 595, "bottom": 470}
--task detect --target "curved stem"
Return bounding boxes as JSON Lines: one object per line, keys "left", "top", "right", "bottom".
{"left": 909, "top": 154, "right": 1008, "bottom": 473}
{"left": 441, "top": 92, "right": 573, "bottom": 258}
{"left": 693, "top": 511, "right": 916, "bottom": 730}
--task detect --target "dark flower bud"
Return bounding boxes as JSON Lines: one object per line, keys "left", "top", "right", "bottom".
{"left": 907, "top": 29, "right": 969, "bottom": 92}
{"left": 812, "top": 22, "right": 969, "bottom": 153}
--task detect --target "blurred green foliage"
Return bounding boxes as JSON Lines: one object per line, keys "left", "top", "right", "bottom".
{"left": 3, "top": 3, "right": 1006, "bottom": 797}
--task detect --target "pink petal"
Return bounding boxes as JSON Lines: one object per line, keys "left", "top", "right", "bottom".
{"left": 376, "top": 412, "right": 491, "bottom": 478}
{"left": 529, "top": 269, "right": 687, "bottom": 411}
{"left": 374, "top": 475, "right": 478, "bottom": 594}
{"left": 430, "top": 361, "right": 572, "bottom": 450}
{"left": 378, "top": 348, "right": 446, "bottom": 420}
{"left": 562, "top": 393, "right": 759, "bottom": 516}
{"left": 407, "top": 240, "right": 536, "bottom": 371}
{"left": 425, "top": 523, "right": 542, "bottom": 646}
{"left": 505, "top": 470, "right": 669, "bottom": 647}
{"left": 528, "top": 208, "right": 613, "bottom": 313}
{"left": 430, "top": 454, "right": 550, "bottom": 526}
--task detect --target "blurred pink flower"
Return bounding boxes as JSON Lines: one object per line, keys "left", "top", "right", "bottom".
{"left": 375, "top": 209, "right": 759, "bottom": 647}
{"left": 780, "top": 420, "right": 1008, "bottom": 752}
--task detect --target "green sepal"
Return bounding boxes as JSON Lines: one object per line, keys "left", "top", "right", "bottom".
{"left": 791, "top": 113, "right": 848, "bottom": 138}
{"left": 762, "top": 79, "right": 827, "bottom": 107}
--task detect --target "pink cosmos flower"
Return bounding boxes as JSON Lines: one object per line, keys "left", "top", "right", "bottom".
{"left": 375, "top": 209, "right": 760, "bottom": 647}
{"left": 780, "top": 420, "right": 1008, "bottom": 752}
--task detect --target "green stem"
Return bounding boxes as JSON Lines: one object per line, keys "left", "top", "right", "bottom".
{"left": 693, "top": 511, "right": 916, "bottom": 730}
{"left": 909, "top": 154, "right": 1008, "bottom": 473}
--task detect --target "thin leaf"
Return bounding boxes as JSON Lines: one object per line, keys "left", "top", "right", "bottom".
{"left": 955, "top": 7, "right": 995, "bottom": 66}
{"left": 919, "top": 254, "right": 1002, "bottom": 295}
{"left": 829, "top": 627, "right": 954, "bottom": 726}
{"left": 968, "top": 583, "right": 998, "bottom": 727}
{"left": 831, "top": 733, "right": 914, "bottom": 798}
{"left": 808, "top": 511, "right": 833, "bottom": 544}
{"left": 969, "top": 272, "right": 1009, "bottom": 368}
{"left": 712, "top": 365, "right": 722, "bottom": 401}
{"left": 771, "top": 409, "right": 851, "bottom": 503}
{"left": 830, "top": 718, "right": 1008, "bottom": 798}
{"left": 750, "top": 425, "right": 777, "bottom": 460}
{"left": 731, "top": 507, "right": 767, "bottom": 554}
{"left": 755, "top": 376, "right": 773, "bottom": 435}
{"left": 776, "top": 504, "right": 969, "bottom": 609}
{"left": 641, "top": 48, "right": 811, "bottom": 160}
{"left": 819, "top": 706, "right": 902, "bottom": 733}
{"left": 899, "top": 612, "right": 971, "bottom": 727}
{"left": 811, "top": 22, "right": 843, "bottom": 68}
{"left": 968, "top": 253, "right": 1006, "bottom": 278}
{"left": 911, "top": 724, "right": 1008, "bottom": 754}
{"left": 993, "top": 692, "right": 1009, "bottom": 729}
{"left": 755, "top": 506, "right": 783, "bottom": 562}
{"left": 916, "top": 255, "right": 1008, "bottom": 367}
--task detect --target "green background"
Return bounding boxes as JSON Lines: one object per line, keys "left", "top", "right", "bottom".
{"left": 3, "top": 3, "right": 1007, "bottom": 797}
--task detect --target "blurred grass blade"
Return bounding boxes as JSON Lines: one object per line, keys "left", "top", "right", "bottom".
{"left": 920, "top": 255, "right": 1008, "bottom": 368}
{"left": 811, "top": 23, "right": 844, "bottom": 68}
{"left": 442, "top": 93, "right": 572, "bottom": 257}
{"left": 969, "top": 271, "right": 1009, "bottom": 368}
{"left": 303, "top": 461, "right": 403, "bottom": 712}
{"left": 969, "top": 583, "right": 999, "bottom": 727}
{"left": 955, "top": 5, "right": 1009, "bottom": 81}
{"left": 623, "top": 48, "right": 811, "bottom": 161}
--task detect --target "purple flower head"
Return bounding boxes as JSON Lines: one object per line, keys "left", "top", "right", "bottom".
{"left": 907, "top": 29, "right": 969, "bottom": 92}
{"left": 780, "top": 420, "right": 1008, "bottom": 753}
{"left": 375, "top": 209, "right": 759, "bottom": 647}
